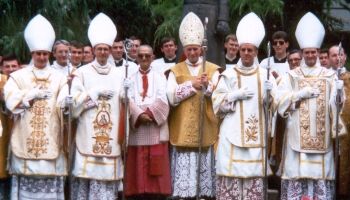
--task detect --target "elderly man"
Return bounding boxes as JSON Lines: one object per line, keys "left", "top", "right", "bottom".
{"left": 167, "top": 12, "right": 220, "bottom": 199}
{"left": 4, "top": 14, "right": 68, "bottom": 199}
{"left": 213, "top": 12, "right": 276, "bottom": 199}
{"left": 151, "top": 37, "right": 178, "bottom": 74}
{"left": 124, "top": 45, "right": 171, "bottom": 200}
{"left": 277, "top": 13, "right": 346, "bottom": 199}
{"left": 51, "top": 39, "right": 71, "bottom": 74}
{"left": 69, "top": 13, "right": 124, "bottom": 199}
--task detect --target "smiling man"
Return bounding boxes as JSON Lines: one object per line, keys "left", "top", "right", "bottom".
{"left": 277, "top": 12, "right": 346, "bottom": 200}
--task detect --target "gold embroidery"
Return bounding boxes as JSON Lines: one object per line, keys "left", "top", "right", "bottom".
{"left": 92, "top": 97, "right": 113, "bottom": 155}
{"left": 245, "top": 114, "right": 259, "bottom": 142}
{"left": 299, "top": 78, "right": 327, "bottom": 151}
{"left": 26, "top": 78, "right": 51, "bottom": 158}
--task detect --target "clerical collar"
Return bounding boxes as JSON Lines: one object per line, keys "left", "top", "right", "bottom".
{"left": 238, "top": 63, "right": 255, "bottom": 71}
{"left": 115, "top": 59, "right": 123, "bottom": 67}
{"left": 225, "top": 55, "right": 239, "bottom": 64}
{"left": 273, "top": 56, "right": 287, "bottom": 63}
{"left": 164, "top": 56, "right": 177, "bottom": 63}
{"left": 185, "top": 57, "right": 203, "bottom": 67}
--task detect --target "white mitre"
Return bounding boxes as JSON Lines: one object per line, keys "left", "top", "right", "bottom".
{"left": 24, "top": 14, "right": 55, "bottom": 52}
{"left": 236, "top": 12, "right": 265, "bottom": 47}
{"left": 88, "top": 13, "right": 117, "bottom": 47}
{"left": 179, "top": 12, "right": 204, "bottom": 47}
{"left": 295, "top": 12, "right": 325, "bottom": 49}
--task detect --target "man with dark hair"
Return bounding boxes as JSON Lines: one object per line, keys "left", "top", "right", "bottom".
{"left": 151, "top": 37, "right": 178, "bottom": 74}
{"left": 0, "top": 54, "right": 21, "bottom": 76}
{"left": 70, "top": 40, "right": 84, "bottom": 68}
{"left": 111, "top": 38, "right": 138, "bottom": 75}
{"left": 127, "top": 36, "right": 142, "bottom": 64}
{"left": 260, "top": 31, "right": 290, "bottom": 79}
{"left": 0, "top": 53, "right": 21, "bottom": 199}
{"left": 287, "top": 49, "right": 302, "bottom": 70}
{"left": 224, "top": 34, "right": 239, "bottom": 69}
{"left": 82, "top": 44, "right": 94, "bottom": 64}
{"left": 319, "top": 48, "right": 330, "bottom": 68}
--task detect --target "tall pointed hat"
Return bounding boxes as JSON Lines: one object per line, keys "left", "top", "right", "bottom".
{"left": 24, "top": 14, "right": 56, "bottom": 52}
{"left": 295, "top": 12, "right": 325, "bottom": 49}
{"left": 88, "top": 13, "right": 117, "bottom": 47}
{"left": 179, "top": 12, "right": 204, "bottom": 47}
{"left": 236, "top": 12, "right": 265, "bottom": 47}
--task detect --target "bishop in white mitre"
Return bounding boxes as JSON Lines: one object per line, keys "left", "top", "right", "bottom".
{"left": 212, "top": 12, "right": 277, "bottom": 199}
{"left": 277, "top": 12, "right": 346, "bottom": 200}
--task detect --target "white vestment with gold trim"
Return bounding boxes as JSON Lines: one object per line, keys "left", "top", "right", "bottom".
{"left": 4, "top": 65, "right": 67, "bottom": 176}
{"left": 212, "top": 64, "right": 276, "bottom": 177}
{"left": 70, "top": 61, "right": 124, "bottom": 181}
{"left": 277, "top": 65, "right": 346, "bottom": 180}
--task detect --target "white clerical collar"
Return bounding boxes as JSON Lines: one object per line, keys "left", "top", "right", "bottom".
{"left": 185, "top": 57, "right": 203, "bottom": 67}
{"left": 225, "top": 54, "right": 236, "bottom": 61}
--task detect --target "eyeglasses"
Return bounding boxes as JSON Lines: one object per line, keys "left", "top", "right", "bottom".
{"left": 288, "top": 58, "right": 301, "bottom": 63}
{"left": 273, "top": 40, "right": 285, "bottom": 46}
{"left": 137, "top": 54, "right": 152, "bottom": 59}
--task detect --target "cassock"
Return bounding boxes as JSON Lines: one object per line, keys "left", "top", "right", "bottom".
{"left": 111, "top": 58, "right": 138, "bottom": 76}
{"left": 151, "top": 57, "right": 177, "bottom": 75}
{"left": 124, "top": 67, "right": 171, "bottom": 197}
{"left": 260, "top": 56, "right": 290, "bottom": 79}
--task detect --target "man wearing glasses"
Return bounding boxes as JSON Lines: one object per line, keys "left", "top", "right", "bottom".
{"left": 287, "top": 49, "right": 302, "bottom": 70}
{"left": 260, "top": 31, "right": 290, "bottom": 79}
{"left": 123, "top": 45, "right": 171, "bottom": 199}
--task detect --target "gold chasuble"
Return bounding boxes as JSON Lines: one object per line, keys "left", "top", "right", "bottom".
{"left": 169, "top": 61, "right": 219, "bottom": 148}
{"left": 0, "top": 74, "right": 10, "bottom": 178}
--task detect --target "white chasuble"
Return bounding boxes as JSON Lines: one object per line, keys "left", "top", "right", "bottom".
{"left": 4, "top": 65, "right": 67, "bottom": 175}
{"left": 71, "top": 61, "right": 124, "bottom": 180}
{"left": 277, "top": 65, "right": 346, "bottom": 179}
{"left": 212, "top": 65, "right": 277, "bottom": 177}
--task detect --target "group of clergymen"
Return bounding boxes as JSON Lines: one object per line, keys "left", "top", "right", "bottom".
{"left": 0, "top": 10, "right": 349, "bottom": 200}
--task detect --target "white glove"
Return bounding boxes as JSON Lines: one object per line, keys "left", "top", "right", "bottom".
{"left": 123, "top": 78, "right": 134, "bottom": 90}
{"left": 296, "top": 87, "right": 319, "bottom": 100}
{"left": 65, "top": 95, "right": 73, "bottom": 106}
{"left": 336, "top": 80, "right": 344, "bottom": 90}
{"left": 22, "top": 86, "right": 52, "bottom": 107}
{"left": 338, "top": 67, "right": 346, "bottom": 75}
{"left": 100, "top": 90, "right": 114, "bottom": 99}
{"left": 264, "top": 80, "right": 273, "bottom": 92}
{"left": 227, "top": 87, "right": 254, "bottom": 102}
